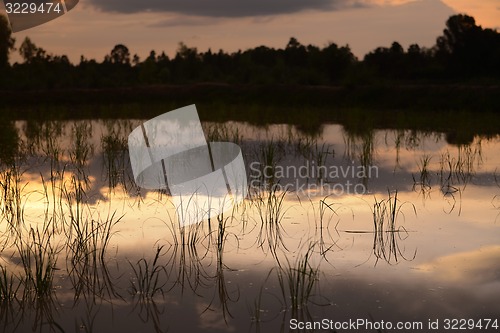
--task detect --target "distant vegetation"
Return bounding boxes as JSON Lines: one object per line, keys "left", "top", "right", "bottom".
{"left": 0, "top": 14, "right": 499, "bottom": 90}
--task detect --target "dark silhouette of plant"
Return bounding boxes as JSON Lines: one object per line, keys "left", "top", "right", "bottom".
{"left": 436, "top": 14, "right": 500, "bottom": 76}
{"left": 0, "top": 15, "right": 15, "bottom": 68}
{"left": 106, "top": 44, "right": 131, "bottom": 65}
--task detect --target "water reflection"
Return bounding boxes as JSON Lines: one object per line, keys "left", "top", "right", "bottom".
{"left": 0, "top": 119, "right": 498, "bottom": 332}
{"left": 371, "top": 191, "right": 416, "bottom": 266}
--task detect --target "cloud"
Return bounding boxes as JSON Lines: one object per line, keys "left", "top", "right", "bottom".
{"left": 417, "top": 246, "right": 500, "bottom": 285}
{"left": 148, "top": 16, "right": 219, "bottom": 28}
{"left": 86, "top": 0, "right": 367, "bottom": 17}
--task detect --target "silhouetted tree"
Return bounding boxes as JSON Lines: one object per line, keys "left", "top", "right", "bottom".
{"left": 436, "top": 14, "right": 500, "bottom": 76}
{"left": 321, "top": 42, "right": 356, "bottom": 82}
{"left": 106, "top": 44, "right": 131, "bottom": 65}
{"left": 437, "top": 14, "right": 478, "bottom": 55}
{"left": 284, "top": 37, "right": 307, "bottom": 67}
{"left": 172, "top": 42, "right": 202, "bottom": 82}
{"left": 364, "top": 42, "right": 406, "bottom": 78}
{"left": 0, "top": 15, "right": 15, "bottom": 67}
{"left": 19, "top": 37, "right": 48, "bottom": 63}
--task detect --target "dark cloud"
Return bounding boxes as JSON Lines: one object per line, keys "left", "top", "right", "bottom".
{"left": 148, "top": 16, "right": 218, "bottom": 28}
{"left": 86, "top": 0, "right": 364, "bottom": 17}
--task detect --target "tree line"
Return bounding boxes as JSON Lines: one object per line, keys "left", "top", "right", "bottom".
{"left": 0, "top": 14, "right": 499, "bottom": 90}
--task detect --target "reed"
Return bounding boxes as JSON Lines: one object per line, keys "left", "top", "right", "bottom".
{"left": 412, "top": 155, "right": 432, "bottom": 198}
{"left": 255, "top": 186, "right": 289, "bottom": 259}
{"left": 372, "top": 191, "right": 416, "bottom": 265}
{"left": 0, "top": 161, "right": 25, "bottom": 231}
{"left": 0, "top": 265, "right": 18, "bottom": 301}
{"left": 204, "top": 123, "right": 243, "bottom": 144}
{"left": 317, "top": 198, "right": 342, "bottom": 258}
{"left": 16, "top": 226, "right": 58, "bottom": 299}
{"left": 101, "top": 133, "right": 128, "bottom": 191}
{"left": 255, "top": 140, "right": 284, "bottom": 186}
{"left": 276, "top": 243, "right": 319, "bottom": 317}
{"left": 129, "top": 245, "right": 168, "bottom": 299}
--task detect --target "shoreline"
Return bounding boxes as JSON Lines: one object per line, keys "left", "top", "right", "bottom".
{"left": 1, "top": 84, "right": 499, "bottom": 145}
{"left": 0, "top": 83, "right": 499, "bottom": 111}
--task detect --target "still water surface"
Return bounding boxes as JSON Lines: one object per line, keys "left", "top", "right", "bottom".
{"left": 0, "top": 119, "right": 498, "bottom": 332}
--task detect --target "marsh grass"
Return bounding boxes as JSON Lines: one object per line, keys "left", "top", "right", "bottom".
{"left": 70, "top": 122, "right": 94, "bottom": 171}
{"left": 0, "top": 117, "right": 497, "bottom": 331}
{"left": 248, "top": 268, "right": 282, "bottom": 333}
{"left": 343, "top": 130, "right": 375, "bottom": 184}
{"left": 60, "top": 171, "right": 121, "bottom": 302}
{"left": 35, "top": 121, "right": 66, "bottom": 232}
{"left": 16, "top": 226, "right": 58, "bottom": 299}
{"left": 255, "top": 186, "right": 290, "bottom": 259}
{"left": 297, "top": 141, "right": 334, "bottom": 182}
{"left": 372, "top": 191, "right": 416, "bottom": 266}
{"left": 316, "top": 198, "right": 342, "bottom": 258}
{"left": 132, "top": 296, "right": 169, "bottom": 333}
{"left": 295, "top": 135, "right": 316, "bottom": 158}
{"left": 0, "top": 157, "right": 60, "bottom": 303}
{"left": 0, "top": 265, "right": 19, "bottom": 301}
{"left": 171, "top": 241, "right": 210, "bottom": 294}
{"left": 390, "top": 130, "right": 404, "bottom": 170}
{"left": 207, "top": 213, "right": 240, "bottom": 322}
{"left": 178, "top": 219, "right": 206, "bottom": 247}
{"left": 129, "top": 245, "right": 168, "bottom": 299}
{"left": 438, "top": 148, "right": 473, "bottom": 216}
{"left": 66, "top": 209, "right": 122, "bottom": 302}
{"left": 312, "top": 143, "right": 334, "bottom": 181}
{"left": 276, "top": 243, "right": 320, "bottom": 319}
{"left": 439, "top": 143, "right": 482, "bottom": 189}
{"left": 0, "top": 155, "right": 62, "bottom": 330}
{"left": 204, "top": 123, "right": 243, "bottom": 144}
{"left": 0, "top": 161, "right": 25, "bottom": 232}
{"left": 412, "top": 155, "right": 432, "bottom": 199}
{"left": 0, "top": 120, "right": 122, "bottom": 310}
{"left": 102, "top": 133, "right": 128, "bottom": 191}
{"left": 254, "top": 140, "right": 284, "bottom": 186}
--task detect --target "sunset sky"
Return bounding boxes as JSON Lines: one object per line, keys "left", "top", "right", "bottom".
{"left": 2, "top": 0, "right": 499, "bottom": 63}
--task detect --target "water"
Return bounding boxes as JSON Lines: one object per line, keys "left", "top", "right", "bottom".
{"left": 0, "top": 119, "right": 498, "bottom": 332}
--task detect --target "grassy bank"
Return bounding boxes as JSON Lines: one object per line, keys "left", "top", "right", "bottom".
{"left": 1, "top": 83, "right": 499, "bottom": 144}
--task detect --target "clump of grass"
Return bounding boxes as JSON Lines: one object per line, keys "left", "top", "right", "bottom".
{"left": 129, "top": 245, "right": 168, "bottom": 300}
{"left": 70, "top": 122, "right": 94, "bottom": 171}
{"left": 255, "top": 186, "right": 289, "bottom": 258}
{"left": 16, "top": 226, "right": 58, "bottom": 299}
{"left": 277, "top": 244, "right": 319, "bottom": 317}
{"left": 0, "top": 265, "right": 19, "bottom": 301}
{"left": 295, "top": 135, "right": 317, "bottom": 158}
{"left": 205, "top": 213, "right": 240, "bottom": 322}
{"left": 312, "top": 143, "right": 334, "bottom": 181}
{"left": 297, "top": 140, "right": 335, "bottom": 183}
{"left": 372, "top": 191, "right": 416, "bottom": 265}
{"left": 66, "top": 210, "right": 122, "bottom": 301}
{"left": 0, "top": 162, "right": 25, "bottom": 231}
{"left": 59, "top": 154, "right": 121, "bottom": 300}
{"left": 317, "top": 198, "right": 342, "bottom": 258}
{"left": 412, "top": 155, "right": 433, "bottom": 198}
{"left": 101, "top": 133, "right": 128, "bottom": 191}
{"left": 255, "top": 140, "right": 284, "bottom": 186}
{"left": 439, "top": 143, "right": 481, "bottom": 189}
{"left": 248, "top": 269, "right": 274, "bottom": 328}
{"left": 204, "top": 123, "right": 243, "bottom": 144}
{"left": 343, "top": 130, "right": 375, "bottom": 185}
